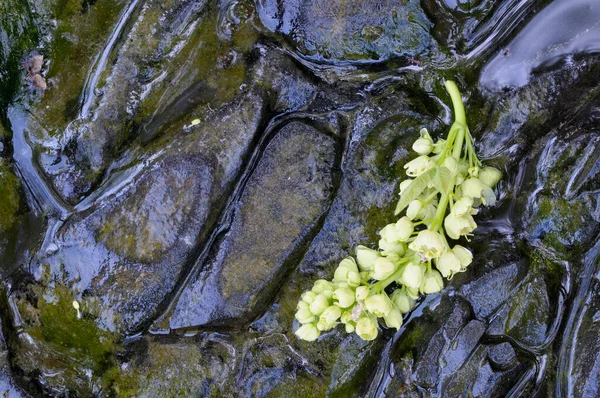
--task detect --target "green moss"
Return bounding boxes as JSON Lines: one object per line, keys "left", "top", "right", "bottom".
{"left": 27, "top": 285, "right": 118, "bottom": 369}
{"left": 135, "top": 4, "right": 257, "bottom": 137}
{"left": 0, "top": 162, "right": 22, "bottom": 234}
{"left": 35, "top": 0, "right": 126, "bottom": 133}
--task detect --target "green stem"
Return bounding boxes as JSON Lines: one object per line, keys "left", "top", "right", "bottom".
{"left": 445, "top": 80, "right": 467, "bottom": 126}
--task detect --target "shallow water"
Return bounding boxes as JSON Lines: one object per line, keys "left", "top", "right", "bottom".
{"left": 0, "top": 0, "right": 599, "bottom": 396}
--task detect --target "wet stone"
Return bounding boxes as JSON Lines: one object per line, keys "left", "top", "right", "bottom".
{"left": 11, "top": 90, "right": 263, "bottom": 341}
{"left": 169, "top": 121, "right": 338, "bottom": 329}
{"left": 256, "top": 0, "right": 435, "bottom": 64}
{"left": 458, "top": 262, "right": 521, "bottom": 319}
{"left": 488, "top": 342, "right": 518, "bottom": 370}
{"left": 110, "top": 334, "right": 236, "bottom": 397}
{"left": 568, "top": 278, "right": 600, "bottom": 397}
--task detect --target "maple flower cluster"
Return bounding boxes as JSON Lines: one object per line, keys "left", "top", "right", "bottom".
{"left": 294, "top": 81, "right": 502, "bottom": 341}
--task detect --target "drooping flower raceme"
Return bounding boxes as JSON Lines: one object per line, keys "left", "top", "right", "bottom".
{"left": 294, "top": 80, "right": 502, "bottom": 341}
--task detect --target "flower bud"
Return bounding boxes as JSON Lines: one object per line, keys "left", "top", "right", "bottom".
{"left": 442, "top": 156, "right": 459, "bottom": 175}
{"left": 479, "top": 166, "right": 502, "bottom": 188}
{"left": 436, "top": 251, "right": 462, "bottom": 278}
{"left": 347, "top": 271, "right": 361, "bottom": 288}
{"left": 355, "top": 286, "right": 370, "bottom": 301}
{"left": 395, "top": 217, "right": 414, "bottom": 241}
{"left": 384, "top": 307, "right": 403, "bottom": 330}
{"left": 412, "top": 137, "right": 433, "bottom": 155}
{"left": 461, "top": 177, "right": 485, "bottom": 199}
{"left": 372, "top": 257, "right": 397, "bottom": 281}
{"left": 365, "top": 293, "right": 393, "bottom": 317}
{"left": 404, "top": 155, "right": 435, "bottom": 177}
{"left": 310, "top": 294, "right": 331, "bottom": 315}
{"left": 320, "top": 305, "right": 342, "bottom": 325}
{"left": 452, "top": 245, "right": 473, "bottom": 268}
{"left": 295, "top": 307, "right": 316, "bottom": 324}
{"left": 380, "top": 223, "right": 401, "bottom": 243}
{"left": 312, "top": 279, "right": 334, "bottom": 294}
{"left": 333, "top": 287, "right": 356, "bottom": 308}
{"left": 345, "top": 323, "right": 355, "bottom": 333}
{"left": 378, "top": 239, "right": 405, "bottom": 256}
{"left": 408, "top": 230, "right": 447, "bottom": 260}
{"left": 297, "top": 301, "right": 309, "bottom": 311}
{"left": 399, "top": 179, "right": 413, "bottom": 195}
{"left": 420, "top": 269, "right": 444, "bottom": 294}
{"left": 295, "top": 323, "right": 320, "bottom": 341}
{"left": 301, "top": 291, "right": 317, "bottom": 304}
{"left": 399, "top": 262, "right": 425, "bottom": 289}
{"left": 453, "top": 196, "right": 474, "bottom": 217}
{"left": 333, "top": 258, "right": 359, "bottom": 283}
{"left": 407, "top": 200, "right": 424, "bottom": 220}
{"left": 390, "top": 289, "right": 416, "bottom": 314}
{"left": 444, "top": 213, "right": 477, "bottom": 240}
{"left": 356, "top": 245, "right": 380, "bottom": 271}
{"left": 355, "top": 315, "right": 378, "bottom": 341}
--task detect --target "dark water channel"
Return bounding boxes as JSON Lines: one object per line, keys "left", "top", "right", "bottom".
{"left": 0, "top": 0, "right": 600, "bottom": 396}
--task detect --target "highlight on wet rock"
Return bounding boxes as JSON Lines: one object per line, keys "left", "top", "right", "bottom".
{"left": 294, "top": 80, "right": 502, "bottom": 341}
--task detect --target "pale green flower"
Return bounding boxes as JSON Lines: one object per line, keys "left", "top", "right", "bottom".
{"left": 395, "top": 216, "right": 414, "bottom": 241}
{"left": 436, "top": 251, "right": 462, "bottom": 278}
{"left": 420, "top": 269, "right": 444, "bottom": 294}
{"left": 333, "top": 287, "right": 356, "bottom": 308}
{"left": 295, "top": 308, "right": 316, "bottom": 324}
{"left": 372, "top": 257, "right": 397, "bottom": 281}
{"left": 399, "top": 179, "right": 413, "bottom": 195}
{"left": 461, "top": 177, "right": 485, "bottom": 199}
{"left": 384, "top": 306, "right": 403, "bottom": 330}
{"left": 404, "top": 155, "right": 435, "bottom": 177}
{"left": 333, "top": 258, "right": 360, "bottom": 287}
{"left": 310, "top": 293, "right": 331, "bottom": 315}
{"left": 319, "top": 305, "right": 342, "bottom": 328}
{"left": 407, "top": 199, "right": 424, "bottom": 220}
{"left": 295, "top": 323, "right": 320, "bottom": 341}
{"left": 365, "top": 293, "right": 393, "bottom": 317}
{"left": 378, "top": 239, "right": 405, "bottom": 256}
{"left": 444, "top": 213, "right": 477, "bottom": 240}
{"left": 312, "top": 279, "right": 334, "bottom": 294}
{"left": 408, "top": 230, "right": 447, "bottom": 260}
{"left": 399, "top": 262, "right": 425, "bottom": 289}
{"left": 442, "top": 156, "right": 459, "bottom": 175}
{"left": 452, "top": 245, "right": 473, "bottom": 268}
{"left": 412, "top": 129, "right": 434, "bottom": 155}
{"left": 356, "top": 315, "right": 378, "bottom": 340}
{"left": 452, "top": 196, "right": 474, "bottom": 217}
{"left": 479, "top": 166, "right": 502, "bottom": 188}
{"left": 390, "top": 289, "right": 416, "bottom": 314}
{"left": 355, "top": 286, "right": 370, "bottom": 301}
{"left": 301, "top": 291, "right": 317, "bottom": 304}
{"left": 356, "top": 245, "right": 380, "bottom": 271}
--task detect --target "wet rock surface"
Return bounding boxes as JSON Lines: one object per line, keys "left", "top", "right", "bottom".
{"left": 169, "top": 121, "right": 338, "bottom": 329}
{"left": 0, "top": 0, "right": 600, "bottom": 396}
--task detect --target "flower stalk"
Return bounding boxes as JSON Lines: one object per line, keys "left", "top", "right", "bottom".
{"left": 294, "top": 80, "right": 502, "bottom": 341}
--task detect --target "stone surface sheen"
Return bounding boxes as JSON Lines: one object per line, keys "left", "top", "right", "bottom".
{"left": 170, "top": 121, "right": 337, "bottom": 329}
{"left": 1, "top": 0, "right": 600, "bottom": 396}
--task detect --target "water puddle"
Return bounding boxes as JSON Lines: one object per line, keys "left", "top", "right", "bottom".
{"left": 480, "top": 0, "right": 600, "bottom": 90}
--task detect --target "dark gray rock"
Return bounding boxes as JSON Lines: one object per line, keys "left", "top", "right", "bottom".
{"left": 6, "top": 91, "right": 263, "bottom": 395}
{"left": 169, "top": 121, "right": 338, "bottom": 329}
{"left": 256, "top": 0, "right": 436, "bottom": 64}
